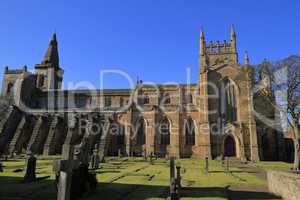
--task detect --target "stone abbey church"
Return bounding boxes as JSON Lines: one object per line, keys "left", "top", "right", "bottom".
{"left": 0, "top": 28, "right": 289, "bottom": 162}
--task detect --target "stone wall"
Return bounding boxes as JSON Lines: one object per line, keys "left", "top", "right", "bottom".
{"left": 267, "top": 170, "right": 300, "bottom": 200}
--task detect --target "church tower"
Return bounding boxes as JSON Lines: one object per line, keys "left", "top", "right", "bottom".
{"left": 199, "top": 25, "right": 238, "bottom": 69}
{"left": 35, "top": 33, "right": 64, "bottom": 90}
{"left": 260, "top": 59, "right": 272, "bottom": 94}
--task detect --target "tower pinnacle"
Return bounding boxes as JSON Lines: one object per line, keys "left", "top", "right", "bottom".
{"left": 244, "top": 51, "right": 249, "bottom": 65}
{"left": 42, "top": 33, "right": 59, "bottom": 68}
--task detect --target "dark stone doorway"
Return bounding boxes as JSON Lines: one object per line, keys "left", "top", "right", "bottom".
{"left": 224, "top": 136, "right": 236, "bottom": 157}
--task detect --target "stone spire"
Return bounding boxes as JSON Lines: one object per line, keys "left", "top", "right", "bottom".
{"left": 230, "top": 25, "right": 237, "bottom": 53}
{"left": 260, "top": 59, "right": 272, "bottom": 91}
{"left": 42, "top": 33, "right": 59, "bottom": 68}
{"left": 200, "top": 28, "right": 206, "bottom": 56}
{"left": 244, "top": 51, "right": 249, "bottom": 65}
{"left": 199, "top": 28, "right": 208, "bottom": 72}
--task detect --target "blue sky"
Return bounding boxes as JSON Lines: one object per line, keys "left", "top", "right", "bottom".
{"left": 0, "top": 0, "right": 299, "bottom": 89}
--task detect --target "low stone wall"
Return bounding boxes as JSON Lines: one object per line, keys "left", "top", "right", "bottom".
{"left": 267, "top": 170, "right": 300, "bottom": 200}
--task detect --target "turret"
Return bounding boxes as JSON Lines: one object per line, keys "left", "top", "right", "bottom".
{"left": 230, "top": 25, "right": 237, "bottom": 53}
{"left": 35, "top": 33, "right": 64, "bottom": 90}
{"left": 199, "top": 29, "right": 208, "bottom": 72}
{"left": 200, "top": 29, "right": 206, "bottom": 56}
{"left": 260, "top": 59, "right": 272, "bottom": 92}
{"left": 199, "top": 26, "right": 239, "bottom": 68}
{"left": 230, "top": 25, "right": 238, "bottom": 64}
{"left": 244, "top": 51, "right": 249, "bottom": 65}
{"left": 42, "top": 33, "right": 59, "bottom": 68}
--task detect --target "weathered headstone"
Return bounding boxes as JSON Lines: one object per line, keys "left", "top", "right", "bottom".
{"left": 118, "top": 149, "right": 122, "bottom": 158}
{"left": 176, "top": 164, "right": 181, "bottom": 192}
{"left": 23, "top": 151, "right": 36, "bottom": 182}
{"left": 89, "top": 144, "right": 100, "bottom": 170}
{"left": 53, "top": 155, "right": 78, "bottom": 200}
{"left": 149, "top": 152, "right": 154, "bottom": 165}
{"left": 0, "top": 162, "right": 3, "bottom": 172}
{"left": 226, "top": 156, "right": 230, "bottom": 172}
{"left": 170, "top": 156, "right": 175, "bottom": 178}
{"left": 54, "top": 140, "right": 97, "bottom": 200}
{"left": 170, "top": 178, "right": 177, "bottom": 200}
{"left": 143, "top": 149, "right": 147, "bottom": 161}
{"left": 205, "top": 156, "right": 209, "bottom": 174}
{"left": 168, "top": 156, "right": 179, "bottom": 200}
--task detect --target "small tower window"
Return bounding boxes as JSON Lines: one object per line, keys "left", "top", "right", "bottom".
{"left": 144, "top": 95, "right": 150, "bottom": 104}
{"left": 160, "top": 117, "right": 170, "bottom": 145}
{"left": 6, "top": 83, "right": 14, "bottom": 96}
{"left": 185, "top": 118, "right": 195, "bottom": 145}
{"left": 104, "top": 97, "right": 112, "bottom": 107}
{"left": 186, "top": 94, "right": 193, "bottom": 104}
{"left": 164, "top": 93, "right": 171, "bottom": 104}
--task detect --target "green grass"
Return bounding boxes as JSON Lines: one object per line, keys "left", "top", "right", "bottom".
{"left": 0, "top": 157, "right": 273, "bottom": 200}
{"left": 249, "top": 161, "right": 293, "bottom": 171}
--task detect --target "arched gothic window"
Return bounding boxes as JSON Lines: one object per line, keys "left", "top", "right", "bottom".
{"left": 136, "top": 119, "right": 146, "bottom": 145}
{"left": 220, "top": 79, "right": 237, "bottom": 122}
{"left": 144, "top": 95, "right": 150, "bottom": 104}
{"left": 164, "top": 93, "right": 171, "bottom": 104}
{"left": 186, "top": 94, "right": 193, "bottom": 104}
{"left": 160, "top": 117, "right": 170, "bottom": 145}
{"left": 111, "top": 122, "right": 125, "bottom": 145}
{"left": 6, "top": 83, "right": 14, "bottom": 96}
{"left": 185, "top": 118, "right": 195, "bottom": 145}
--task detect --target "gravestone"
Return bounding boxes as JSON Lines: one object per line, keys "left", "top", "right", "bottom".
{"left": 53, "top": 154, "right": 79, "bottom": 200}
{"left": 23, "top": 151, "right": 36, "bottom": 182}
{"left": 205, "top": 156, "right": 209, "bottom": 174}
{"left": 118, "top": 149, "right": 122, "bottom": 158}
{"left": 176, "top": 164, "right": 181, "bottom": 191}
{"left": 54, "top": 142, "right": 97, "bottom": 200}
{"left": 170, "top": 157, "right": 175, "bottom": 180}
{"left": 143, "top": 149, "right": 147, "bottom": 161}
{"left": 226, "top": 157, "right": 230, "bottom": 172}
{"left": 89, "top": 144, "right": 100, "bottom": 170}
{"left": 149, "top": 152, "right": 154, "bottom": 165}
{"left": 170, "top": 178, "right": 177, "bottom": 200}
{"left": 168, "top": 156, "right": 179, "bottom": 200}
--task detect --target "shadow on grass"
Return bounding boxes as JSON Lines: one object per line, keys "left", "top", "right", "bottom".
{"left": 0, "top": 175, "right": 281, "bottom": 200}
{"left": 228, "top": 189, "right": 281, "bottom": 200}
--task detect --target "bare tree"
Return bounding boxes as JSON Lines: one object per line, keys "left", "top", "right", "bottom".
{"left": 257, "top": 55, "right": 300, "bottom": 170}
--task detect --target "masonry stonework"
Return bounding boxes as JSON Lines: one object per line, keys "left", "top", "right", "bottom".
{"left": 0, "top": 28, "right": 287, "bottom": 161}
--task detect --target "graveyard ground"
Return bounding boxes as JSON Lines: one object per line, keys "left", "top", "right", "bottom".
{"left": 0, "top": 156, "right": 292, "bottom": 200}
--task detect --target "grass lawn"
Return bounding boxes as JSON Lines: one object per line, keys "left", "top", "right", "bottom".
{"left": 0, "top": 157, "right": 270, "bottom": 200}
{"left": 248, "top": 161, "right": 293, "bottom": 171}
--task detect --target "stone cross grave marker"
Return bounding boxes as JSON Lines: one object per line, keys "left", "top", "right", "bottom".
{"left": 205, "top": 156, "right": 209, "bottom": 174}
{"left": 143, "top": 149, "right": 147, "bottom": 161}
{"left": 23, "top": 151, "right": 36, "bottom": 183}
{"left": 53, "top": 145, "right": 79, "bottom": 200}
{"left": 118, "top": 148, "right": 122, "bottom": 158}
{"left": 149, "top": 152, "right": 154, "bottom": 165}
{"left": 226, "top": 157, "right": 230, "bottom": 172}
{"left": 89, "top": 144, "right": 100, "bottom": 170}
{"left": 176, "top": 163, "right": 181, "bottom": 191}
{"left": 168, "top": 156, "right": 179, "bottom": 200}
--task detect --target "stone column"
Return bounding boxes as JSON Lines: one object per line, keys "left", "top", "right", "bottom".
{"left": 170, "top": 114, "right": 180, "bottom": 157}
{"left": 196, "top": 70, "right": 212, "bottom": 159}
{"left": 246, "top": 76, "right": 259, "bottom": 161}
{"left": 125, "top": 123, "right": 132, "bottom": 156}
{"left": 145, "top": 111, "right": 156, "bottom": 156}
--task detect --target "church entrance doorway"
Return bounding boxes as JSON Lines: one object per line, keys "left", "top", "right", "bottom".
{"left": 224, "top": 135, "right": 236, "bottom": 157}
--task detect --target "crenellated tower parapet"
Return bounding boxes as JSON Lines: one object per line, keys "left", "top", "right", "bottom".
{"left": 200, "top": 25, "right": 239, "bottom": 71}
